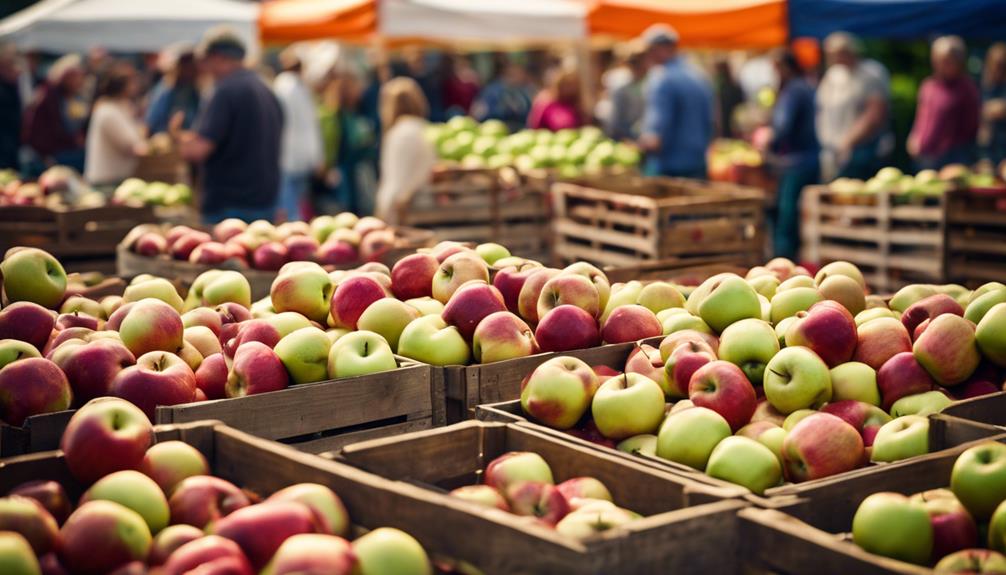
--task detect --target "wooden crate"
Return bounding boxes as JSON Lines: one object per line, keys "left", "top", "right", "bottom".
{"left": 551, "top": 176, "right": 765, "bottom": 269}
{"left": 0, "top": 204, "right": 157, "bottom": 260}
{"left": 945, "top": 188, "right": 1006, "bottom": 287}
{"left": 942, "top": 391, "right": 1006, "bottom": 428}
{"left": 604, "top": 256, "right": 749, "bottom": 284}
{"left": 801, "top": 186, "right": 946, "bottom": 292}
{"left": 133, "top": 150, "right": 189, "bottom": 185}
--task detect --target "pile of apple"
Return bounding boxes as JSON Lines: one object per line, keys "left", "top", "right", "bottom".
{"left": 517, "top": 258, "right": 1006, "bottom": 494}
{"left": 0, "top": 166, "right": 107, "bottom": 209}
{"left": 0, "top": 396, "right": 434, "bottom": 575}
{"left": 448, "top": 451, "right": 642, "bottom": 538}
{"left": 113, "top": 178, "right": 193, "bottom": 208}
{"left": 828, "top": 164, "right": 1004, "bottom": 204}
{"left": 124, "top": 213, "right": 402, "bottom": 271}
{"left": 850, "top": 441, "right": 1006, "bottom": 570}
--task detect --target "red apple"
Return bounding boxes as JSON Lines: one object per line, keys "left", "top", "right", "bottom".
{"left": 820, "top": 400, "right": 892, "bottom": 446}
{"left": 50, "top": 338, "right": 134, "bottom": 405}
{"left": 267, "top": 483, "right": 350, "bottom": 538}
{"left": 330, "top": 275, "right": 387, "bottom": 330}
{"left": 182, "top": 308, "right": 223, "bottom": 336}
{"left": 389, "top": 253, "right": 437, "bottom": 300}
{"left": 265, "top": 533, "right": 356, "bottom": 575}
{"left": 134, "top": 233, "right": 168, "bottom": 257}
{"left": 189, "top": 242, "right": 230, "bottom": 265}
{"left": 516, "top": 268, "right": 561, "bottom": 325}
{"left": 782, "top": 412, "right": 864, "bottom": 482}
{"left": 212, "top": 501, "right": 318, "bottom": 570}
{"left": 784, "top": 301, "right": 857, "bottom": 367}
{"left": 601, "top": 305, "right": 662, "bottom": 344}
{"left": 212, "top": 219, "right": 247, "bottom": 243}
{"left": 902, "top": 294, "right": 964, "bottom": 339}
{"left": 252, "top": 242, "right": 288, "bottom": 271}
{"left": 166, "top": 226, "right": 196, "bottom": 246}
{"left": 0, "top": 356, "right": 71, "bottom": 426}
{"left": 110, "top": 351, "right": 197, "bottom": 419}
{"left": 221, "top": 319, "right": 281, "bottom": 357}
{"left": 493, "top": 261, "right": 543, "bottom": 314}
{"left": 0, "top": 495, "right": 60, "bottom": 554}
{"left": 226, "top": 341, "right": 289, "bottom": 397}
{"left": 914, "top": 314, "right": 980, "bottom": 386}
{"left": 195, "top": 352, "right": 228, "bottom": 400}
{"left": 665, "top": 341, "right": 716, "bottom": 399}
{"left": 853, "top": 317, "right": 913, "bottom": 370}
{"left": 877, "top": 352, "right": 938, "bottom": 410}
{"left": 688, "top": 360, "right": 757, "bottom": 432}
{"left": 504, "top": 482, "right": 570, "bottom": 526}
{"left": 535, "top": 305, "right": 600, "bottom": 352}
{"left": 624, "top": 344, "right": 669, "bottom": 396}
{"left": 0, "top": 301, "right": 56, "bottom": 351}
{"left": 148, "top": 524, "right": 204, "bottom": 566}
{"left": 9, "top": 480, "right": 71, "bottom": 525}
{"left": 162, "top": 535, "right": 253, "bottom": 575}
{"left": 216, "top": 302, "right": 252, "bottom": 327}
{"left": 59, "top": 501, "right": 152, "bottom": 575}
{"left": 316, "top": 240, "right": 358, "bottom": 266}
{"left": 442, "top": 280, "right": 507, "bottom": 341}
{"left": 359, "top": 228, "right": 396, "bottom": 262}
{"left": 60, "top": 398, "right": 153, "bottom": 484}
{"left": 284, "top": 235, "right": 319, "bottom": 263}
{"left": 472, "top": 311, "right": 538, "bottom": 363}
{"left": 54, "top": 312, "right": 100, "bottom": 331}
{"left": 911, "top": 489, "right": 978, "bottom": 562}
{"left": 168, "top": 476, "right": 251, "bottom": 529}
{"left": 171, "top": 231, "right": 211, "bottom": 261}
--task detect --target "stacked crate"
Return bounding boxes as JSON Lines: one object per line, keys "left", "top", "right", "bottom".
{"left": 945, "top": 188, "right": 1006, "bottom": 286}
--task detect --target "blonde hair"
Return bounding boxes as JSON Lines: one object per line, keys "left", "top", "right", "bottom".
{"left": 932, "top": 35, "right": 966, "bottom": 62}
{"left": 379, "top": 77, "right": 428, "bottom": 132}
{"left": 46, "top": 53, "right": 82, "bottom": 85}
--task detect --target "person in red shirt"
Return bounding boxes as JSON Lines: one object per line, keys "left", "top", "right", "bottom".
{"left": 908, "top": 35, "right": 981, "bottom": 170}
{"left": 527, "top": 67, "right": 582, "bottom": 132}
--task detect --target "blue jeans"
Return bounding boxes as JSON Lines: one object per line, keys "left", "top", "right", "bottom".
{"left": 774, "top": 158, "right": 819, "bottom": 260}
{"left": 202, "top": 206, "right": 277, "bottom": 225}
{"left": 278, "top": 172, "right": 310, "bottom": 222}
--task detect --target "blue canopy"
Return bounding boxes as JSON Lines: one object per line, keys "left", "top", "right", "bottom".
{"left": 789, "top": 0, "right": 1006, "bottom": 40}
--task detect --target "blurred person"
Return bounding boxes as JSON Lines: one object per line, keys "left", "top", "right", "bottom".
{"left": 374, "top": 77, "right": 436, "bottom": 225}
{"left": 980, "top": 43, "right": 1006, "bottom": 164}
{"left": 908, "top": 36, "right": 980, "bottom": 170}
{"left": 274, "top": 47, "right": 324, "bottom": 222}
{"left": 0, "top": 44, "right": 21, "bottom": 170}
{"left": 816, "top": 32, "right": 891, "bottom": 180}
{"left": 84, "top": 61, "right": 148, "bottom": 185}
{"left": 21, "top": 54, "right": 88, "bottom": 173}
{"left": 764, "top": 48, "right": 818, "bottom": 260}
{"left": 604, "top": 46, "right": 647, "bottom": 141}
{"left": 713, "top": 58, "right": 744, "bottom": 138}
{"left": 443, "top": 54, "right": 481, "bottom": 118}
{"left": 320, "top": 66, "right": 377, "bottom": 215}
{"left": 176, "top": 29, "right": 282, "bottom": 224}
{"left": 473, "top": 60, "right": 533, "bottom": 133}
{"left": 527, "top": 66, "right": 583, "bottom": 131}
{"left": 638, "top": 25, "right": 714, "bottom": 179}
{"left": 146, "top": 47, "right": 201, "bottom": 134}
{"left": 405, "top": 49, "right": 445, "bottom": 122}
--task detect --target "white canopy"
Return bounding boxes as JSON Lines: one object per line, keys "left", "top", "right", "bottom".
{"left": 379, "top": 0, "right": 587, "bottom": 44}
{"left": 0, "top": 0, "right": 259, "bottom": 54}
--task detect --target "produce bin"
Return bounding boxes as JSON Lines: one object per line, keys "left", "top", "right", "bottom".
{"left": 945, "top": 187, "right": 1006, "bottom": 286}
{"left": 942, "top": 391, "right": 1006, "bottom": 429}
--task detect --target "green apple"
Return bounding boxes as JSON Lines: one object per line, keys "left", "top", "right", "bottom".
{"left": 757, "top": 426, "right": 787, "bottom": 463}
{"left": 818, "top": 274, "right": 866, "bottom": 316}
{"left": 275, "top": 327, "right": 332, "bottom": 384}
{"left": 829, "top": 362, "right": 880, "bottom": 406}
{"left": 616, "top": 434, "right": 658, "bottom": 456}
{"left": 777, "top": 275, "right": 817, "bottom": 291}
{"left": 774, "top": 316, "right": 797, "bottom": 346}
{"left": 854, "top": 308, "right": 899, "bottom": 327}
{"left": 636, "top": 282, "right": 685, "bottom": 314}
{"left": 82, "top": 470, "right": 169, "bottom": 533}
{"left": 977, "top": 302, "right": 1006, "bottom": 367}
{"left": 0, "top": 339, "right": 41, "bottom": 370}
{"left": 686, "top": 275, "right": 761, "bottom": 333}
{"left": 814, "top": 261, "right": 866, "bottom": 290}
{"left": 782, "top": 409, "right": 816, "bottom": 431}
{"left": 0, "top": 247, "right": 67, "bottom": 309}
{"left": 890, "top": 391, "right": 952, "bottom": 417}
{"left": 951, "top": 441, "right": 1006, "bottom": 520}
{"left": 935, "top": 549, "right": 1006, "bottom": 574}
{"left": 717, "top": 318, "right": 779, "bottom": 385}
{"left": 966, "top": 287, "right": 1006, "bottom": 324}
{"left": 968, "top": 282, "right": 1006, "bottom": 305}
{"left": 397, "top": 315, "right": 470, "bottom": 366}
{"left": 747, "top": 275, "right": 780, "bottom": 299}
{"left": 758, "top": 294, "right": 772, "bottom": 322}
{"left": 656, "top": 406, "right": 731, "bottom": 470}
{"left": 591, "top": 373, "right": 666, "bottom": 440}
{"left": 265, "top": 312, "right": 313, "bottom": 338}
{"left": 270, "top": 263, "right": 335, "bottom": 324}
{"left": 357, "top": 298, "right": 421, "bottom": 351}
{"left": 193, "top": 270, "right": 251, "bottom": 309}
{"left": 763, "top": 346, "right": 832, "bottom": 414}
{"left": 123, "top": 278, "right": 184, "bottom": 312}
{"left": 989, "top": 501, "right": 1006, "bottom": 553}
{"left": 770, "top": 287, "right": 823, "bottom": 323}
{"left": 0, "top": 532, "right": 41, "bottom": 575}
{"left": 351, "top": 527, "right": 431, "bottom": 575}
{"left": 705, "top": 436, "right": 782, "bottom": 495}
{"left": 475, "top": 243, "right": 511, "bottom": 265}
{"left": 658, "top": 308, "right": 713, "bottom": 335}
{"left": 600, "top": 281, "right": 643, "bottom": 324}
{"left": 852, "top": 492, "right": 933, "bottom": 564}
{"left": 890, "top": 285, "right": 939, "bottom": 313}
{"left": 870, "top": 415, "right": 929, "bottom": 463}
{"left": 327, "top": 330, "right": 396, "bottom": 378}
{"left": 404, "top": 297, "right": 444, "bottom": 317}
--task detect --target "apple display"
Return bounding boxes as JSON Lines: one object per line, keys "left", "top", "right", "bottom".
{"left": 717, "top": 318, "right": 779, "bottom": 385}
{"left": 472, "top": 311, "right": 537, "bottom": 364}
{"left": 852, "top": 492, "right": 933, "bottom": 564}
{"left": 763, "top": 346, "right": 832, "bottom": 414}
{"left": 397, "top": 315, "right": 470, "bottom": 366}
{"left": 913, "top": 314, "right": 981, "bottom": 385}
{"left": 782, "top": 412, "right": 863, "bottom": 482}
{"left": 521, "top": 356, "right": 599, "bottom": 429}
{"left": 655, "top": 407, "right": 731, "bottom": 471}
{"left": 705, "top": 436, "right": 782, "bottom": 494}
{"left": 327, "top": 330, "right": 397, "bottom": 379}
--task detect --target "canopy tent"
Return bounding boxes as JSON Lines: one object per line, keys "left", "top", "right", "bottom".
{"left": 789, "top": 0, "right": 1006, "bottom": 40}
{"left": 259, "top": 0, "right": 588, "bottom": 46}
{"left": 585, "top": 0, "right": 788, "bottom": 50}
{"left": 0, "top": 0, "right": 259, "bottom": 54}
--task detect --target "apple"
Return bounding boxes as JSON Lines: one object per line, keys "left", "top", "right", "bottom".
{"left": 706, "top": 436, "right": 782, "bottom": 494}
{"left": 213, "top": 218, "right": 247, "bottom": 242}
{"left": 977, "top": 303, "right": 1006, "bottom": 367}
{"left": 535, "top": 305, "right": 600, "bottom": 353}
{"left": 784, "top": 301, "right": 858, "bottom": 367}
{"left": 636, "top": 282, "right": 685, "bottom": 314}
{"left": 820, "top": 400, "right": 891, "bottom": 446}
{"left": 195, "top": 353, "right": 228, "bottom": 400}
{"left": 166, "top": 226, "right": 196, "bottom": 246}
{"left": 516, "top": 268, "right": 561, "bottom": 324}
{"left": 59, "top": 501, "right": 152, "bottom": 575}
{"left": 590, "top": 373, "right": 665, "bottom": 440}
{"left": 601, "top": 305, "right": 661, "bottom": 344}
{"left": 493, "top": 261, "right": 544, "bottom": 314}
{"left": 685, "top": 274, "right": 761, "bottom": 332}
{"left": 61, "top": 397, "right": 153, "bottom": 484}
{"left": 184, "top": 325, "right": 222, "bottom": 358}
{"left": 216, "top": 302, "right": 252, "bottom": 326}
{"left": 617, "top": 434, "right": 658, "bottom": 456}
{"left": 274, "top": 327, "right": 331, "bottom": 384}
{"left": 562, "top": 262, "right": 611, "bottom": 312}
{"left": 425, "top": 241, "right": 468, "bottom": 263}
{"left": 432, "top": 252, "right": 490, "bottom": 304}
{"left": 354, "top": 299, "right": 418, "bottom": 352}
{"left": 770, "top": 287, "right": 823, "bottom": 324}
{"left": 751, "top": 399, "right": 787, "bottom": 427}
{"left": 317, "top": 239, "right": 358, "bottom": 266}
{"left": 449, "top": 485, "right": 509, "bottom": 511}
{"left": 782, "top": 409, "right": 816, "bottom": 431}
{"left": 951, "top": 441, "right": 1006, "bottom": 520}
{"left": 148, "top": 524, "right": 204, "bottom": 566}
{"left": 1, "top": 247, "right": 67, "bottom": 309}
{"left": 117, "top": 298, "right": 184, "bottom": 357}
{"left": 664, "top": 341, "right": 716, "bottom": 400}
{"left": 870, "top": 415, "right": 929, "bottom": 462}
{"left": 504, "top": 481, "right": 570, "bottom": 525}
{"left": 123, "top": 278, "right": 185, "bottom": 312}
{"left": 855, "top": 307, "right": 900, "bottom": 327}
{"left": 891, "top": 390, "right": 953, "bottom": 417}
{"left": 601, "top": 282, "right": 643, "bottom": 324}
{"left": 81, "top": 470, "right": 169, "bottom": 533}
{"left": 226, "top": 341, "right": 289, "bottom": 397}
{"left": 910, "top": 489, "right": 978, "bottom": 561}
{"left": 329, "top": 275, "right": 387, "bottom": 330}
{"left": 902, "top": 294, "right": 964, "bottom": 337}
{"left": 782, "top": 412, "right": 863, "bottom": 482}
{"left": 405, "top": 297, "right": 444, "bottom": 317}
{"left": 397, "top": 315, "right": 470, "bottom": 366}
{"left": 0, "top": 496, "right": 59, "bottom": 554}
{"left": 133, "top": 232, "right": 168, "bottom": 257}
{"left": 139, "top": 440, "right": 209, "bottom": 495}
{"left": 688, "top": 360, "right": 756, "bottom": 432}
{"left": 817, "top": 274, "right": 866, "bottom": 316}
{"left": 60, "top": 295, "right": 106, "bottom": 319}
{"left": 442, "top": 281, "right": 507, "bottom": 341}
{"left": 189, "top": 242, "right": 231, "bottom": 265}
{"left": 327, "top": 330, "right": 396, "bottom": 378}
{"left": 162, "top": 535, "right": 253, "bottom": 575}
{"left": 267, "top": 483, "right": 350, "bottom": 538}
{"left": 388, "top": 254, "right": 437, "bottom": 300}
{"left": 472, "top": 311, "right": 537, "bottom": 363}
{"left": 484, "top": 451, "right": 554, "bottom": 492}
{"left": 284, "top": 235, "right": 320, "bottom": 262}
{"left": 351, "top": 528, "right": 431, "bottom": 575}
{"left": 0, "top": 301, "right": 56, "bottom": 351}
{"left": 913, "top": 314, "right": 980, "bottom": 386}
{"left": 935, "top": 549, "right": 1006, "bottom": 574}
{"left": 829, "top": 362, "right": 880, "bottom": 406}
{"left": 624, "top": 344, "right": 670, "bottom": 397}
{"left": 556, "top": 477, "right": 613, "bottom": 507}
{"left": 475, "top": 242, "right": 510, "bottom": 265}
{"left": 265, "top": 312, "right": 313, "bottom": 338}
{"left": 168, "top": 476, "right": 251, "bottom": 529}
{"left": 815, "top": 261, "right": 866, "bottom": 288}
{"left": 763, "top": 346, "right": 832, "bottom": 414}
{"left": 8, "top": 481, "right": 71, "bottom": 525}
{"left": 890, "top": 285, "right": 940, "bottom": 313}
{"left": 656, "top": 407, "right": 731, "bottom": 470}
{"left": 263, "top": 533, "right": 355, "bottom": 575}
{"left": 110, "top": 351, "right": 197, "bottom": 418}
{"left": 853, "top": 492, "right": 933, "bottom": 564}
{"left": 555, "top": 504, "right": 638, "bottom": 539}
{"left": 0, "top": 357, "right": 71, "bottom": 426}
{"left": 270, "top": 263, "right": 333, "bottom": 323}
{"left": 658, "top": 310, "right": 713, "bottom": 336}
{"left": 658, "top": 329, "right": 719, "bottom": 360}
{"left": 717, "top": 318, "right": 779, "bottom": 385}
{"left": 537, "top": 274, "right": 600, "bottom": 320}
{"left": 747, "top": 275, "right": 780, "bottom": 299}
{"left": 876, "top": 351, "right": 938, "bottom": 410}
{"left": 521, "top": 356, "right": 599, "bottom": 429}
{"left": 171, "top": 231, "right": 212, "bottom": 260}
{"left": 252, "top": 242, "right": 288, "bottom": 270}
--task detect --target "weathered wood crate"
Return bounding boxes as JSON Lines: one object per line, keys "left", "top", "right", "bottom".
{"left": 0, "top": 204, "right": 157, "bottom": 260}
{"left": 551, "top": 176, "right": 765, "bottom": 270}
{"left": 801, "top": 186, "right": 946, "bottom": 292}
{"left": 604, "top": 256, "right": 749, "bottom": 284}
{"left": 942, "top": 391, "right": 1006, "bottom": 428}
{"left": 945, "top": 188, "right": 1006, "bottom": 286}
{"left": 133, "top": 150, "right": 189, "bottom": 185}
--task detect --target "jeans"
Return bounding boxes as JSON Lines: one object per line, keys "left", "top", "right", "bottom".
{"left": 774, "top": 158, "right": 819, "bottom": 260}
{"left": 645, "top": 157, "right": 708, "bottom": 179}
{"left": 202, "top": 206, "right": 277, "bottom": 225}
{"left": 278, "top": 171, "right": 310, "bottom": 221}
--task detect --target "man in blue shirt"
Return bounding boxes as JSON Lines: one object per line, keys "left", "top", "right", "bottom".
{"left": 639, "top": 25, "right": 714, "bottom": 179}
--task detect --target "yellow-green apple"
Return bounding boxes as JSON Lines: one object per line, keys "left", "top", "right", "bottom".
{"left": 688, "top": 360, "right": 756, "bottom": 432}
{"left": 538, "top": 274, "right": 600, "bottom": 320}
{"left": 327, "top": 330, "right": 396, "bottom": 378}
{"left": 591, "top": 373, "right": 666, "bottom": 439}
{"left": 404, "top": 297, "right": 444, "bottom": 317}
{"left": 354, "top": 215, "right": 387, "bottom": 236}
{"left": 0, "top": 301, "right": 55, "bottom": 351}
{"left": 213, "top": 218, "right": 247, "bottom": 242}
{"left": 116, "top": 298, "right": 184, "bottom": 357}
{"left": 914, "top": 314, "right": 980, "bottom": 385}
{"left": 226, "top": 341, "right": 289, "bottom": 397}
{"left": 685, "top": 274, "right": 761, "bottom": 332}
{"left": 910, "top": 489, "right": 977, "bottom": 561}
{"left": 110, "top": 351, "right": 196, "bottom": 418}
{"left": 521, "top": 356, "right": 599, "bottom": 429}
{"left": 562, "top": 262, "right": 611, "bottom": 312}
{"left": 194, "top": 271, "right": 252, "bottom": 310}
{"left": 829, "top": 362, "right": 880, "bottom": 405}
{"left": 351, "top": 527, "right": 431, "bottom": 575}
{"left": 770, "top": 286, "right": 823, "bottom": 324}
{"left": 493, "top": 261, "right": 544, "bottom": 314}
{"left": 9, "top": 480, "right": 71, "bottom": 525}
{"left": 625, "top": 344, "right": 670, "bottom": 397}
{"left": 763, "top": 346, "right": 832, "bottom": 414}
{"left": 0, "top": 496, "right": 59, "bottom": 554}
{"left": 263, "top": 533, "right": 355, "bottom": 575}
{"left": 273, "top": 327, "right": 331, "bottom": 384}
{"left": 902, "top": 294, "right": 964, "bottom": 338}
{"left": 168, "top": 476, "right": 251, "bottom": 529}
{"left": 600, "top": 281, "right": 643, "bottom": 324}
{"left": 659, "top": 308, "right": 713, "bottom": 335}
{"left": 61, "top": 397, "right": 152, "bottom": 484}
{"left": 855, "top": 307, "right": 899, "bottom": 327}
{"left": 0, "top": 357, "right": 71, "bottom": 425}
{"left": 329, "top": 275, "right": 387, "bottom": 329}
{"left": 195, "top": 353, "right": 228, "bottom": 399}
{"left": 472, "top": 311, "right": 537, "bottom": 363}
{"left": 269, "top": 264, "right": 332, "bottom": 324}
{"left": 817, "top": 274, "right": 866, "bottom": 315}
{"left": 517, "top": 268, "right": 561, "bottom": 324}
{"left": 782, "top": 409, "right": 816, "bottom": 431}
{"left": 774, "top": 315, "right": 796, "bottom": 346}
{"left": 0, "top": 532, "right": 40, "bottom": 575}
{"left": 656, "top": 407, "right": 731, "bottom": 470}
{"left": 332, "top": 212, "right": 359, "bottom": 231}
{"left": 267, "top": 483, "right": 349, "bottom": 537}
{"left": 555, "top": 504, "right": 638, "bottom": 539}
{"left": 59, "top": 500, "right": 152, "bottom": 574}
{"left": 890, "top": 284, "right": 940, "bottom": 313}
{"left": 966, "top": 286, "right": 1006, "bottom": 324}
{"left": 658, "top": 329, "right": 719, "bottom": 360}
{"left": 821, "top": 400, "right": 891, "bottom": 446}
{"left": 852, "top": 492, "right": 933, "bottom": 564}
{"left": 742, "top": 423, "right": 786, "bottom": 463}
{"left": 865, "top": 294, "right": 891, "bottom": 309}
{"left": 81, "top": 470, "right": 169, "bottom": 533}
{"left": 990, "top": 501, "right": 1006, "bottom": 554}
{"left": 328, "top": 229, "right": 361, "bottom": 250}
{"left": 785, "top": 301, "right": 858, "bottom": 367}
{"left": 60, "top": 295, "right": 105, "bottom": 319}
{"left": 601, "top": 304, "right": 661, "bottom": 344}
{"left": 636, "top": 282, "right": 685, "bottom": 314}
{"left": 664, "top": 341, "right": 716, "bottom": 399}
{"left": 935, "top": 549, "right": 1006, "bottom": 574}
{"left": 952, "top": 442, "right": 1006, "bottom": 521}
{"left": 706, "top": 436, "right": 782, "bottom": 494}
{"left": 1, "top": 247, "right": 66, "bottom": 309}
{"left": 717, "top": 318, "right": 778, "bottom": 385}
{"left": 484, "top": 451, "right": 554, "bottom": 492}
{"left": 139, "top": 441, "right": 209, "bottom": 495}
{"left": 815, "top": 260, "right": 866, "bottom": 289}
{"left": 747, "top": 274, "right": 780, "bottom": 299}
{"left": 751, "top": 399, "right": 787, "bottom": 427}
{"left": 432, "top": 252, "right": 490, "bottom": 304}
{"left": 617, "top": 434, "right": 658, "bottom": 456}
{"left": 252, "top": 242, "right": 288, "bottom": 270}
{"left": 977, "top": 303, "right": 1006, "bottom": 367}
{"left": 355, "top": 298, "right": 420, "bottom": 352}
{"left": 475, "top": 242, "right": 510, "bottom": 265}
{"left": 183, "top": 325, "right": 222, "bottom": 359}
{"left": 891, "top": 390, "right": 952, "bottom": 417}
{"left": 149, "top": 524, "right": 204, "bottom": 566}
{"left": 442, "top": 280, "right": 507, "bottom": 341}
{"left": 557, "top": 477, "right": 613, "bottom": 508}
{"left": 397, "top": 315, "right": 470, "bottom": 365}
{"left": 123, "top": 278, "right": 184, "bottom": 312}
{"left": 309, "top": 215, "right": 342, "bottom": 242}
{"left": 264, "top": 312, "right": 312, "bottom": 339}
{"left": 782, "top": 412, "right": 863, "bottom": 481}
{"left": 778, "top": 275, "right": 816, "bottom": 291}
{"left": 504, "top": 481, "right": 570, "bottom": 525}
{"left": 535, "top": 305, "right": 600, "bottom": 352}
{"left": 854, "top": 317, "right": 913, "bottom": 370}
{"left": 162, "top": 534, "right": 253, "bottom": 575}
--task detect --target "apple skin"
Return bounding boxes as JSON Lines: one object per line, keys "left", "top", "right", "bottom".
{"left": 123, "top": 278, "right": 185, "bottom": 312}
{"left": 976, "top": 302, "right": 1006, "bottom": 367}
{"left": 935, "top": 549, "right": 1006, "bottom": 574}
{"left": 521, "top": 356, "right": 599, "bottom": 429}
{"left": 329, "top": 275, "right": 387, "bottom": 330}
{"left": 493, "top": 261, "right": 543, "bottom": 314}
{"left": 274, "top": 327, "right": 332, "bottom": 384}
{"left": 763, "top": 346, "right": 832, "bottom": 414}
{"left": 601, "top": 305, "right": 662, "bottom": 344}
{"left": 81, "top": 470, "right": 170, "bottom": 534}
{"left": 688, "top": 275, "right": 762, "bottom": 332}
{"left": 909, "top": 489, "right": 978, "bottom": 562}
{"left": 770, "top": 286, "right": 823, "bottom": 324}
{"left": 817, "top": 274, "right": 866, "bottom": 316}
{"left": 890, "top": 390, "right": 953, "bottom": 417}
{"left": 184, "top": 325, "right": 222, "bottom": 358}
{"left": 784, "top": 301, "right": 858, "bottom": 367}
{"left": 168, "top": 476, "right": 251, "bottom": 529}
{"left": 9, "top": 481, "right": 71, "bottom": 525}
{"left": 829, "top": 362, "right": 880, "bottom": 406}
{"left": 226, "top": 341, "right": 290, "bottom": 397}
{"left": 853, "top": 317, "right": 914, "bottom": 370}
{"left": 252, "top": 242, "right": 288, "bottom": 271}
{"left": 1, "top": 247, "right": 67, "bottom": 309}
{"left": 852, "top": 492, "right": 934, "bottom": 565}
{"left": 617, "top": 434, "right": 658, "bottom": 456}
{"left": 189, "top": 242, "right": 231, "bottom": 265}
{"left": 327, "top": 330, "right": 397, "bottom": 379}
{"left": 450, "top": 485, "right": 510, "bottom": 511}
{"left": 483, "top": 452, "right": 554, "bottom": 492}
{"left": 60, "top": 397, "right": 153, "bottom": 484}
{"left": 212, "top": 502, "right": 317, "bottom": 569}
{"left": 472, "top": 311, "right": 537, "bottom": 364}
{"left": 442, "top": 280, "right": 507, "bottom": 341}
{"left": 656, "top": 406, "right": 731, "bottom": 470}
{"left": 902, "top": 294, "right": 964, "bottom": 337}
{"left": 397, "top": 315, "right": 470, "bottom": 366}
{"left": 432, "top": 252, "right": 490, "bottom": 304}
{"left": 139, "top": 440, "right": 210, "bottom": 496}
{"left": 562, "top": 262, "right": 611, "bottom": 312}
{"left": 110, "top": 351, "right": 197, "bottom": 419}
{"left": 687, "top": 360, "right": 756, "bottom": 432}
{"left": 270, "top": 263, "right": 333, "bottom": 324}
{"left": 951, "top": 441, "right": 1006, "bottom": 521}
{"left": 516, "top": 268, "right": 561, "bottom": 324}
{"left": 914, "top": 314, "right": 981, "bottom": 386}
{"left": 267, "top": 483, "right": 350, "bottom": 537}
{"left": 317, "top": 239, "right": 358, "bottom": 266}
{"left": 556, "top": 477, "right": 613, "bottom": 507}
{"left": 213, "top": 218, "right": 247, "bottom": 242}
{"left": 717, "top": 318, "right": 779, "bottom": 386}
{"left": 0, "top": 495, "right": 59, "bottom": 555}
{"left": 134, "top": 232, "right": 168, "bottom": 257}
{"left": 171, "top": 231, "right": 212, "bottom": 261}
{"left": 195, "top": 353, "right": 228, "bottom": 400}
{"left": 664, "top": 342, "right": 716, "bottom": 400}
{"left": 537, "top": 274, "right": 601, "bottom": 321}
{"left": 54, "top": 311, "right": 100, "bottom": 331}
{"left": 59, "top": 500, "right": 152, "bottom": 575}
{"left": 591, "top": 373, "right": 666, "bottom": 440}
{"left": 263, "top": 533, "right": 356, "bottom": 575}
{"left": 0, "top": 357, "right": 72, "bottom": 426}
{"left": 357, "top": 297, "right": 421, "bottom": 351}
{"left": 350, "top": 527, "right": 431, "bottom": 575}
{"left": 706, "top": 436, "right": 782, "bottom": 495}
{"left": 555, "top": 503, "right": 638, "bottom": 539}
{"left": 637, "top": 282, "right": 685, "bottom": 314}
{"left": 870, "top": 415, "right": 929, "bottom": 463}
{"left": 216, "top": 302, "right": 252, "bottom": 327}
{"left": 751, "top": 400, "right": 787, "bottom": 427}
{"left": 504, "top": 481, "right": 570, "bottom": 526}
{"left": 535, "top": 305, "right": 601, "bottom": 353}
{"left": 877, "top": 352, "right": 938, "bottom": 411}
{"left": 148, "top": 524, "right": 204, "bottom": 566}
{"left": 820, "top": 400, "right": 891, "bottom": 446}
{"left": 117, "top": 298, "right": 184, "bottom": 357}
{"left": 0, "top": 301, "right": 56, "bottom": 351}
{"left": 390, "top": 253, "right": 438, "bottom": 300}
{"left": 625, "top": 344, "right": 671, "bottom": 397}
{"left": 161, "top": 535, "right": 253, "bottom": 575}
{"left": 782, "top": 412, "right": 864, "bottom": 482}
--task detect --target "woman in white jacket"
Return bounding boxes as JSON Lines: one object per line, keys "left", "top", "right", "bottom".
{"left": 375, "top": 77, "right": 436, "bottom": 225}
{"left": 274, "top": 49, "right": 324, "bottom": 221}
{"left": 84, "top": 62, "right": 148, "bottom": 185}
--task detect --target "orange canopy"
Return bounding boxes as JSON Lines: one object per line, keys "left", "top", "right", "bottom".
{"left": 260, "top": 0, "right": 376, "bottom": 44}
{"left": 585, "top": 0, "right": 788, "bottom": 49}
